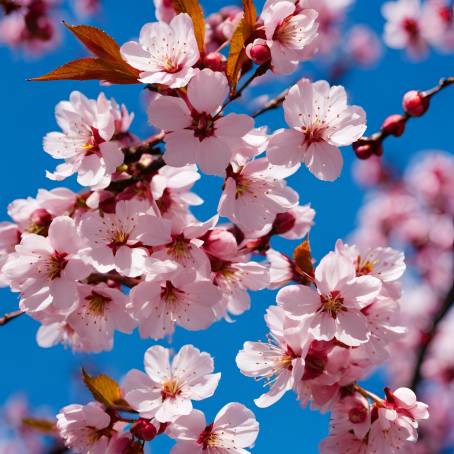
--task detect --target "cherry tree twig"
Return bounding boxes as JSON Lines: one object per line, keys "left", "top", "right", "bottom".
{"left": 410, "top": 279, "right": 454, "bottom": 390}
{"left": 0, "top": 309, "right": 24, "bottom": 326}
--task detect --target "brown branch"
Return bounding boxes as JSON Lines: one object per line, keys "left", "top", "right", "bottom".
{"left": 251, "top": 87, "right": 288, "bottom": 118}
{"left": 410, "top": 279, "right": 454, "bottom": 390}
{"left": 354, "top": 76, "right": 454, "bottom": 159}
{"left": 0, "top": 309, "right": 24, "bottom": 326}
{"left": 85, "top": 272, "right": 140, "bottom": 288}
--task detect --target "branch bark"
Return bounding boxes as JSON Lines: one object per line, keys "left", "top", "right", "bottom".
{"left": 410, "top": 279, "right": 454, "bottom": 390}
{"left": 0, "top": 309, "right": 24, "bottom": 326}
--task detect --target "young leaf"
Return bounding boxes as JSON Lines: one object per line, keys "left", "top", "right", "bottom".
{"left": 82, "top": 369, "right": 127, "bottom": 407}
{"left": 22, "top": 418, "right": 56, "bottom": 433}
{"left": 30, "top": 23, "right": 140, "bottom": 84}
{"left": 30, "top": 58, "right": 140, "bottom": 84}
{"left": 226, "top": 0, "right": 257, "bottom": 94}
{"left": 171, "top": 0, "right": 205, "bottom": 53}
{"left": 293, "top": 239, "right": 314, "bottom": 283}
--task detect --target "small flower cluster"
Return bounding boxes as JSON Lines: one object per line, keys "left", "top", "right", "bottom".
{"left": 354, "top": 151, "right": 454, "bottom": 453}
{"left": 382, "top": 0, "right": 454, "bottom": 59}
{"left": 55, "top": 345, "right": 259, "bottom": 453}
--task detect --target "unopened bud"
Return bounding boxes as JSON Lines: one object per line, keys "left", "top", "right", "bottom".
{"left": 30, "top": 208, "right": 52, "bottom": 227}
{"left": 381, "top": 114, "right": 406, "bottom": 137}
{"left": 272, "top": 212, "right": 296, "bottom": 235}
{"left": 402, "top": 90, "right": 429, "bottom": 117}
{"left": 204, "top": 52, "right": 226, "bottom": 72}
{"left": 131, "top": 418, "right": 157, "bottom": 441}
{"left": 353, "top": 140, "right": 382, "bottom": 160}
{"left": 247, "top": 41, "right": 271, "bottom": 65}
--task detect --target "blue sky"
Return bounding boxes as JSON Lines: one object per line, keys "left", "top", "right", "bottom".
{"left": 0, "top": 0, "right": 453, "bottom": 452}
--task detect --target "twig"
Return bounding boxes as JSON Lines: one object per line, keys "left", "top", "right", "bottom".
{"left": 251, "top": 87, "right": 288, "bottom": 118}
{"left": 0, "top": 309, "right": 24, "bottom": 326}
{"left": 354, "top": 76, "right": 454, "bottom": 157}
{"left": 85, "top": 272, "right": 140, "bottom": 288}
{"left": 410, "top": 279, "right": 454, "bottom": 390}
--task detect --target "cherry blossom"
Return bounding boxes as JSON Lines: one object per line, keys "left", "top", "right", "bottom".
{"left": 44, "top": 91, "right": 134, "bottom": 189}
{"left": 382, "top": 0, "right": 428, "bottom": 58}
{"left": 248, "top": 0, "right": 319, "bottom": 74}
{"left": 278, "top": 250, "right": 381, "bottom": 346}
{"left": 120, "top": 13, "right": 199, "bottom": 87}
{"left": 148, "top": 69, "right": 254, "bottom": 175}
{"left": 167, "top": 403, "right": 259, "bottom": 453}
{"left": 80, "top": 199, "right": 171, "bottom": 277}
{"left": 153, "top": 0, "right": 176, "bottom": 23}
{"left": 218, "top": 158, "right": 299, "bottom": 232}
{"left": 129, "top": 265, "right": 221, "bottom": 339}
{"left": 56, "top": 402, "right": 113, "bottom": 453}
{"left": 267, "top": 79, "right": 367, "bottom": 181}
{"left": 3, "top": 216, "right": 91, "bottom": 315}
{"left": 123, "top": 345, "right": 220, "bottom": 422}
{"left": 236, "top": 306, "right": 308, "bottom": 407}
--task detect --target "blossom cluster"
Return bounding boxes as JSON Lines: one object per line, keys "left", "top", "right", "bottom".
{"left": 54, "top": 345, "right": 259, "bottom": 453}
{"left": 0, "top": 0, "right": 441, "bottom": 452}
{"left": 382, "top": 0, "right": 454, "bottom": 59}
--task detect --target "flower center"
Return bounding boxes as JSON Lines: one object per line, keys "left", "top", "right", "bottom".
{"left": 349, "top": 405, "right": 368, "bottom": 424}
{"left": 197, "top": 423, "right": 217, "bottom": 449}
{"left": 86, "top": 291, "right": 112, "bottom": 316}
{"left": 160, "top": 280, "right": 184, "bottom": 304}
{"left": 302, "top": 125, "right": 326, "bottom": 145}
{"left": 191, "top": 113, "right": 216, "bottom": 141}
{"left": 402, "top": 18, "right": 419, "bottom": 38}
{"left": 320, "top": 291, "right": 345, "bottom": 318}
{"left": 167, "top": 235, "right": 191, "bottom": 261}
{"left": 46, "top": 252, "right": 68, "bottom": 280}
{"left": 161, "top": 378, "right": 181, "bottom": 400}
{"left": 163, "top": 57, "right": 182, "bottom": 74}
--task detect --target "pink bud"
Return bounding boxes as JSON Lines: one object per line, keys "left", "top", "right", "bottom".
{"left": 203, "top": 228, "right": 238, "bottom": 258}
{"left": 248, "top": 42, "right": 271, "bottom": 65}
{"left": 402, "top": 90, "right": 429, "bottom": 117}
{"left": 353, "top": 140, "right": 382, "bottom": 160}
{"left": 272, "top": 212, "right": 296, "bottom": 235}
{"left": 30, "top": 208, "right": 52, "bottom": 227}
{"left": 204, "top": 52, "right": 226, "bottom": 72}
{"left": 381, "top": 114, "right": 406, "bottom": 137}
{"left": 131, "top": 418, "right": 157, "bottom": 441}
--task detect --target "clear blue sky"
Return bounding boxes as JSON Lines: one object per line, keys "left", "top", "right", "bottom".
{"left": 0, "top": 1, "right": 453, "bottom": 452}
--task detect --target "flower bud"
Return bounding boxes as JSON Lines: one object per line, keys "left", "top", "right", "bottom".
{"left": 381, "top": 114, "right": 406, "bottom": 137}
{"left": 130, "top": 418, "right": 157, "bottom": 441}
{"left": 353, "top": 140, "right": 382, "bottom": 160}
{"left": 272, "top": 212, "right": 296, "bottom": 235}
{"left": 203, "top": 228, "right": 238, "bottom": 258}
{"left": 246, "top": 39, "right": 271, "bottom": 65}
{"left": 204, "top": 52, "right": 226, "bottom": 72}
{"left": 30, "top": 208, "right": 52, "bottom": 227}
{"left": 402, "top": 90, "right": 429, "bottom": 117}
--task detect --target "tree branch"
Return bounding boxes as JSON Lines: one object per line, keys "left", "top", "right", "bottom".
{"left": 410, "top": 279, "right": 454, "bottom": 390}
{"left": 251, "top": 87, "right": 288, "bottom": 118}
{"left": 0, "top": 309, "right": 24, "bottom": 326}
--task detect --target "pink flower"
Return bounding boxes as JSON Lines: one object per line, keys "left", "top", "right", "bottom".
{"left": 67, "top": 283, "right": 135, "bottom": 352}
{"left": 153, "top": 0, "right": 176, "bottom": 23}
{"left": 0, "top": 222, "right": 20, "bottom": 286}
{"left": 266, "top": 249, "right": 294, "bottom": 288}
{"left": 278, "top": 250, "right": 382, "bottom": 346}
{"left": 218, "top": 158, "right": 299, "bottom": 232}
{"left": 372, "top": 387, "right": 429, "bottom": 443}
{"left": 148, "top": 69, "right": 254, "bottom": 175}
{"left": 123, "top": 345, "right": 221, "bottom": 422}
{"left": 3, "top": 216, "right": 91, "bottom": 315}
{"left": 167, "top": 403, "right": 259, "bottom": 453}
{"left": 80, "top": 199, "right": 171, "bottom": 277}
{"left": 208, "top": 235, "right": 270, "bottom": 317}
{"left": 275, "top": 203, "right": 315, "bottom": 239}
{"left": 56, "top": 402, "right": 112, "bottom": 453}
{"left": 236, "top": 306, "right": 308, "bottom": 407}
{"left": 249, "top": 0, "right": 318, "bottom": 74}
{"left": 268, "top": 79, "right": 366, "bottom": 181}
{"left": 44, "top": 91, "right": 133, "bottom": 189}
{"left": 345, "top": 25, "right": 382, "bottom": 66}
{"left": 120, "top": 14, "right": 199, "bottom": 87}
{"left": 382, "top": 0, "right": 428, "bottom": 58}
{"left": 129, "top": 265, "right": 221, "bottom": 339}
